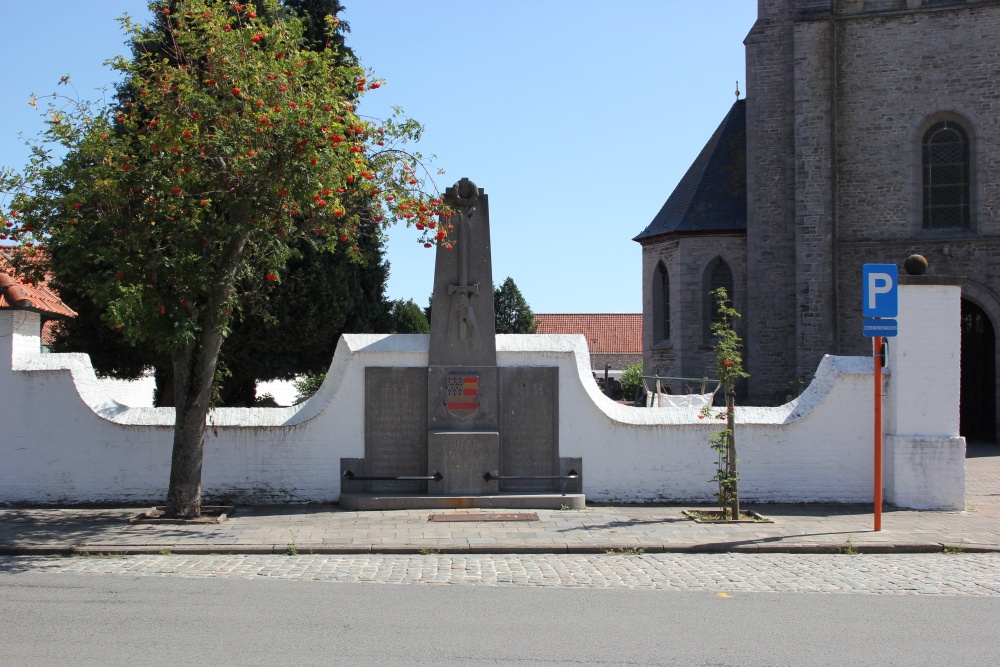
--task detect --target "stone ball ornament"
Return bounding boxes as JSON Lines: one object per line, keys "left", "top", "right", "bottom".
{"left": 903, "top": 254, "right": 928, "bottom": 276}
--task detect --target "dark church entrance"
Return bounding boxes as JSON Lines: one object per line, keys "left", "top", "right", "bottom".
{"left": 961, "top": 299, "right": 997, "bottom": 443}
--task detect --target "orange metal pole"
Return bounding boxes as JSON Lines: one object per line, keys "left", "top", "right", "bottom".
{"left": 874, "top": 335, "right": 883, "bottom": 532}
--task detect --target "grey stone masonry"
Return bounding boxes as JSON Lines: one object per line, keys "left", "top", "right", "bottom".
{"left": 740, "top": 0, "right": 1000, "bottom": 407}
{"left": 428, "top": 178, "right": 497, "bottom": 372}
{"left": 745, "top": 1, "right": 799, "bottom": 402}
{"left": 427, "top": 179, "right": 499, "bottom": 495}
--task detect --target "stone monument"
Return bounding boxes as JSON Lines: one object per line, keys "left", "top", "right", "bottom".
{"left": 341, "top": 179, "right": 582, "bottom": 509}
{"left": 427, "top": 178, "right": 500, "bottom": 495}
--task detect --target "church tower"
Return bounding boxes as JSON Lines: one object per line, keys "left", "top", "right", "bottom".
{"left": 639, "top": 0, "right": 1000, "bottom": 439}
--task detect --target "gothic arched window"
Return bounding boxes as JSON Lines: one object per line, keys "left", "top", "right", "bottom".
{"left": 705, "top": 258, "right": 734, "bottom": 340}
{"left": 923, "top": 121, "right": 970, "bottom": 230}
{"left": 652, "top": 262, "right": 670, "bottom": 342}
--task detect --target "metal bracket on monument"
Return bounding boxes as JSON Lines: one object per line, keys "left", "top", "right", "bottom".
{"left": 482, "top": 470, "right": 580, "bottom": 482}
{"left": 343, "top": 470, "right": 444, "bottom": 482}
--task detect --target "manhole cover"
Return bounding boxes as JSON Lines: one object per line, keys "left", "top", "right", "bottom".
{"left": 428, "top": 512, "right": 538, "bottom": 522}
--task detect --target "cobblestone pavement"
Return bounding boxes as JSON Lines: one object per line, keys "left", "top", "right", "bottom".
{"left": 3, "top": 553, "right": 999, "bottom": 596}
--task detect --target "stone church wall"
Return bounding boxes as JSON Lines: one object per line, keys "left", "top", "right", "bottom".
{"left": 742, "top": 0, "right": 1000, "bottom": 408}
{"left": 642, "top": 235, "right": 746, "bottom": 393}
{"left": 832, "top": 4, "right": 1000, "bottom": 358}
{"left": 745, "top": 0, "right": 800, "bottom": 402}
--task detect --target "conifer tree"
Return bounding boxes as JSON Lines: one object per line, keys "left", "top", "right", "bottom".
{"left": 494, "top": 277, "right": 538, "bottom": 334}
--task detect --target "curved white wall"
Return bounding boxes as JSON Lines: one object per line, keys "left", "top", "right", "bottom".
{"left": 0, "top": 281, "right": 965, "bottom": 508}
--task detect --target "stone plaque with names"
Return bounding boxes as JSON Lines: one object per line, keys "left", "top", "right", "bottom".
{"left": 364, "top": 367, "right": 428, "bottom": 493}
{"left": 498, "top": 367, "right": 559, "bottom": 492}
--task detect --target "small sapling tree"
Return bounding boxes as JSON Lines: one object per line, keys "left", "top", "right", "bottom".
{"left": 700, "top": 287, "right": 749, "bottom": 519}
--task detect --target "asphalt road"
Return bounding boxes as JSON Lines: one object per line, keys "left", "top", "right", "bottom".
{"left": 2, "top": 561, "right": 999, "bottom": 666}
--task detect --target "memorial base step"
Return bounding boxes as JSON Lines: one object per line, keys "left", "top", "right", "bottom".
{"left": 338, "top": 493, "right": 585, "bottom": 511}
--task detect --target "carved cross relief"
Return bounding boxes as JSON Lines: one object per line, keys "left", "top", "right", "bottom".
{"left": 446, "top": 179, "right": 481, "bottom": 348}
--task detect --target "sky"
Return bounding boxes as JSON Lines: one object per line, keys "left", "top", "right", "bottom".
{"left": 0, "top": 0, "right": 757, "bottom": 314}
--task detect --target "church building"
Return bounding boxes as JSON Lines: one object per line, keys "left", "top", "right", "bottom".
{"left": 635, "top": 0, "right": 1000, "bottom": 441}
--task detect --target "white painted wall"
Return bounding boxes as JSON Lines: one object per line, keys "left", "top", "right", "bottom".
{"left": 95, "top": 374, "right": 299, "bottom": 407}
{"left": 883, "top": 281, "right": 966, "bottom": 510}
{"left": 0, "top": 281, "right": 965, "bottom": 508}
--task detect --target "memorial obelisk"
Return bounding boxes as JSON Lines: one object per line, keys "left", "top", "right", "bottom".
{"left": 426, "top": 178, "right": 500, "bottom": 495}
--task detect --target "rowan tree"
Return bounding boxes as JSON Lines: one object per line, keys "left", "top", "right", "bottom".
{"left": 1, "top": 0, "right": 451, "bottom": 517}
{"left": 48, "top": 0, "right": 395, "bottom": 407}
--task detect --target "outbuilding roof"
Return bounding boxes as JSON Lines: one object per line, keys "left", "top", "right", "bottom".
{"left": 0, "top": 250, "right": 77, "bottom": 319}
{"left": 534, "top": 313, "right": 642, "bottom": 355}
{"left": 633, "top": 99, "right": 746, "bottom": 243}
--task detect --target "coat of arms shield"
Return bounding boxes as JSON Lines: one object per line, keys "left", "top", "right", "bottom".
{"left": 446, "top": 374, "right": 479, "bottom": 420}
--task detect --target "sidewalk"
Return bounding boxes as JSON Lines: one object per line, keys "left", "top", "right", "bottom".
{"left": 2, "top": 444, "right": 998, "bottom": 556}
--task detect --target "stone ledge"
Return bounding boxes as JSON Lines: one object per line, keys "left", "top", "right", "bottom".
{"left": 899, "top": 275, "right": 966, "bottom": 286}
{"left": 339, "top": 493, "right": 585, "bottom": 511}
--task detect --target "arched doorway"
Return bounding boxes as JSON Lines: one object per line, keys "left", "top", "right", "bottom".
{"left": 961, "top": 299, "right": 996, "bottom": 442}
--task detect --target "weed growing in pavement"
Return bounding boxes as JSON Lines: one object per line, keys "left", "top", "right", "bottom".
{"left": 559, "top": 504, "right": 570, "bottom": 511}
{"left": 419, "top": 548, "right": 440, "bottom": 555}
{"left": 605, "top": 547, "right": 645, "bottom": 556}
{"left": 287, "top": 530, "right": 299, "bottom": 556}
{"left": 72, "top": 549, "right": 125, "bottom": 559}
{"left": 159, "top": 547, "right": 173, "bottom": 556}
{"left": 943, "top": 545, "right": 965, "bottom": 554}
{"left": 842, "top": 537, "right": 858, "bottom": 555}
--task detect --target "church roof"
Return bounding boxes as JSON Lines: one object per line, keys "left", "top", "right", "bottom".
{"left": 633, "top": 99, "right": 746, "bottom": 243}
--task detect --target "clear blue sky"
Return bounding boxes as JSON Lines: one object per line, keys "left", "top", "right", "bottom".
{"left": 0, "top": 1, "right": 756, "bottom": 314}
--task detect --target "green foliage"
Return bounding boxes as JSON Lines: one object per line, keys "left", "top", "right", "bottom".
{"left": 493, "top": 277, "right": 538, "bottom": 334}
{"left": 388, "top": 298, "right": 429, "bottom": 333}
{"left": 293, "top": 372, "right": 325, "bottom": 403}
{"left": 0, "top": 0, "right": 450, "bottom": 517}
{"left": 619, "top": 362, "right": 643, "bottom": 401}
{"left": 700, "top": 287, "right": 749, "bottom": 520}
{"left": 842, "top": 537, "right": 858, "bottom": 555}
{"left": 709, "top": 287, "right": 749, "bottom": 390}
{"left": 50, "top": 231, "right": 392, "bottom": 405}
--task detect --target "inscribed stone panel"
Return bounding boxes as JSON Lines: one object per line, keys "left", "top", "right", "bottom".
{"left": 498, "top": 367, "right": 559, "bottom": 492}
{"left": 364, "top": 367, "right": 428, "bottom": 493}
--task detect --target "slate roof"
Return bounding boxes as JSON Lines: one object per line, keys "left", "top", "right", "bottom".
{"left": 0, "top": 250, "right": 77, "bottom": 319}
{"left": 634, "top": 99, "right": 747, "bottom": 243}
{"left": 534, "top": 314, "right": 642, "bottom": 354}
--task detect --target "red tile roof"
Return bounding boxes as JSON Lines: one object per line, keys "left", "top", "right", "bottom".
{"left": 534, "top": 314, "right": 642, "bottom": 354}
{"left": 0, "top": 250, "right": 77, "bottom": 319}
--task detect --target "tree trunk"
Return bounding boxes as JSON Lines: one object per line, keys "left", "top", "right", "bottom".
{"left": 727, "top": 390, "right": 739, "bottom": 519}
{"left": 153, "top": 365, "right": 175, "bottom": 407}
{"left": 163, "top": 229, "right": 251, "bottom": 518}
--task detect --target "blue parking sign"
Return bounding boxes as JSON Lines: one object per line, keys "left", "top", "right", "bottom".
{"left": 862, "top": 264, "right": 898, "bottom": 318}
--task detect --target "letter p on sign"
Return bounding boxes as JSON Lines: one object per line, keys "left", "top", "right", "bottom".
{"left": 862, "top": 264, "right": 898, "bottom": 318}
